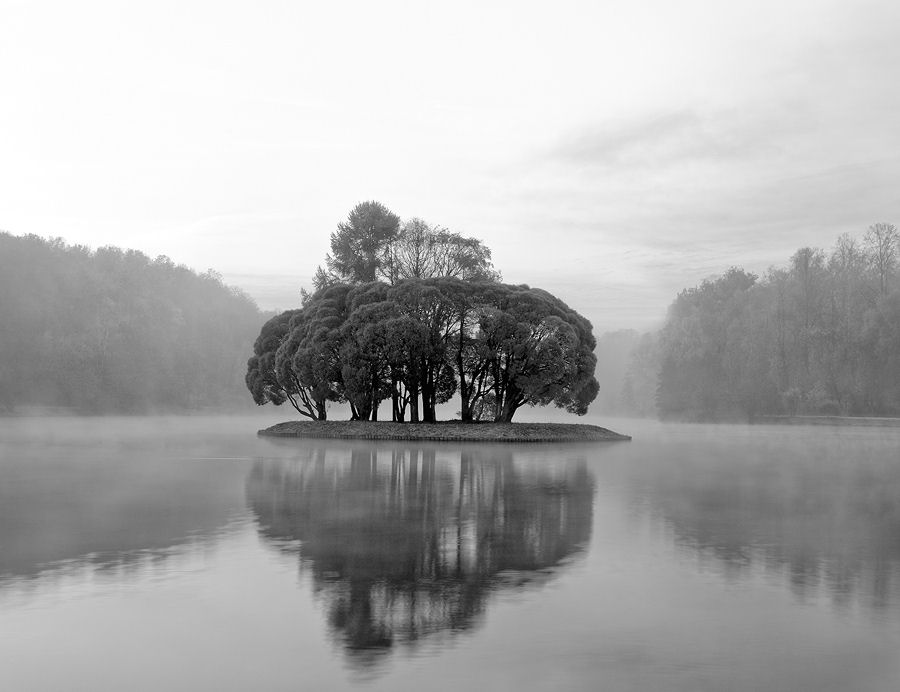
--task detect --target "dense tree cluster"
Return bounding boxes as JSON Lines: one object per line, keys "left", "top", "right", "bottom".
{"left": 0, "top": 232, "right": 264, "bottom": 413}
{"left": 624, "top": 223, "right": 900, "bottom": 420}
{"left": 247, "top": 278, "right": 598, "bottom": 423}
{"left": 247, "top": 202, "right": 598, "bottom": 423}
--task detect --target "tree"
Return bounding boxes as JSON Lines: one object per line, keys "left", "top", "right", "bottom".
{"left": 0, "top": 232, "right": 263, "bottom": 414}
{"left": 314, "top": 203, "right": 499, "bottom": 291}
{"left": 822, "top": 234, "right": 869, "bottom": 411}
{"left": 437, "top": 279, "right": 502, "bottom": 422}
{"left": 469, "top": 284, "right": 598, "bottom": 422}
{"left": 341, "top": 300, "right": 433, "bottom": 422}
{"left": 382, "top": 218, "right": 500, "bottom": 284}
{"left": 620, "top": 332, "right": 660, "bottom": 417}
{"left": 657, "top": 268, "right": 757, "bottom": 420}
{"left": 315, "top": 201, "right": 401, "bottom": 289}
{"left": 254, "top": 202, "right": 600, "bottom": 423}
{"left": 865, "top": 222, "right": 899, "bottom": 296}
{"left": 248, "top": 277, "right": 599, "bottom": 423}
{"left": 786, "top": 247, "right": 827, "bottom": 392}
{"left": 284, "top": 284, "right": 356, "bottom": 419}
{"left": 651, "top": 224, "right": 900, "bottom": 420}
{"left": 338, "top": 285, "right": 395, "bottom": 421}
{"left": 860, "top": 291, "right": 900, "bottom": 413}
{"left": 246, "top": 309, "right": 331, "bottom": 420}
{"left": 387, "top": 279, "right": 459, "bottom": 422}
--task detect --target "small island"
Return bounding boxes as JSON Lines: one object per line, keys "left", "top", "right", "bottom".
{"left": 247, "top": 203, "right": 631, "bottom": 442}
{"left": 258, "top": 420, "right": 630, "bottom": 442}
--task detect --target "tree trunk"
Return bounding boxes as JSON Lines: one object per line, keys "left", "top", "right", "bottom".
{"left": 369, "top": 369, "right": 380, "bottom": 421}
{"left": 355, "top": 398, "right": 371, "bottom": 422}
{"left": 421, "top": 367, "right": 436, "bottom": 423}
{"left": 457, "top": 317, "right": 471, "bottom": 422}
{"left": 494, "top": 376, "right": 521, "bottom": 423}
{"left": 496, "top": 398, "right": 519, "bottom": 423}
{"left": 391, "top": 375, "right": 400, "bottom": 422}
{"left": 407, "top": 372, "right": 420, "bottom": 422}
{"left": 419, "top": 357, "right": 436, "bottom": 423}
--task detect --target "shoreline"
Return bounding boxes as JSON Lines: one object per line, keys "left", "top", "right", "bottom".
{"left": 258, "top": 420, "right": 631, "bottom": 442}
{"left": 752, "top": 415, "right": 900, "bottom": 428}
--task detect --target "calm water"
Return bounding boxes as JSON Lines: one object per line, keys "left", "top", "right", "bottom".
{"left": 1, "top": 415, "right": 899, "bottom": 691}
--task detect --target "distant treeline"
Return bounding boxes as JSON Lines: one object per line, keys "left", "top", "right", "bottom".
{"left": 0, "top": 232, "right": 265, "bottom": 413}
{"left": 604, "top": 223, "right": 900, "bottom": 420}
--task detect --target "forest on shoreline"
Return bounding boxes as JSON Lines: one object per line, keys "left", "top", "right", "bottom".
{"left": 0, "top": 232, "right": 264, "bottom": 413}
{"left": 5, "top": 217, "right": 897, "bottom": 423}
{"left": 601, "top": 223, "right": 900, "bottom": 420}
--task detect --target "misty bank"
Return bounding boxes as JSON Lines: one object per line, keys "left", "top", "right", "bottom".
{"left": 258, "top": 420, "right": 631, "bottom": 442}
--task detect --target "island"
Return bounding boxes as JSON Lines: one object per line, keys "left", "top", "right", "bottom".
{"left": 247, "top": 203, "right": 624, "bottom": 439}
{"left": 258, "top": 420, "right": 630, "bottom": 442}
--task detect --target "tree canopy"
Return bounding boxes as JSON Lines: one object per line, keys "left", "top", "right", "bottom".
{"left": 248, "top": 203, "right": 597, "bottom": 423}
{"left": 313, "top": 202, "right": 499, "bottom": 291}
{"left": 618, "top": 222, "right": 900, "bottom": 420}
{"left": 315, "top": 201, "right": 400, "bottom": 287}
{"left": 0, "top": 232, "right": 264, "bottom": 413}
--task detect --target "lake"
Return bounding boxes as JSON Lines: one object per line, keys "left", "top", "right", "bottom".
{"left": 1, "top": 414, "right": 899, "bottom": 691}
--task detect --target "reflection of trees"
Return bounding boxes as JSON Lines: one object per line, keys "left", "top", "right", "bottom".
{"left": 246, "top": 444, "right": 593, "bottom": 665}
{"left": 621, "top": 437, "right": 900, "bottom": 612}
{"left": 0, "top": 454, "right": 248, "bottom": 584}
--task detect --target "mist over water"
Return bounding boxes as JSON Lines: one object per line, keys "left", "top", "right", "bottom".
{"left": 4, "top": 1, "right": 898, "bottom": 688}
{"left": 1, "top": 415, "right": 899, "bottom": 690}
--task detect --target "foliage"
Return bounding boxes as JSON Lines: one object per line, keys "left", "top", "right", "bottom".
{"left": 0, "top": 232, "right": 264, "bottom": 413}
{"left": 247, "top": 278, "right": 598, "bottom": 423}
{"left": 383, "top": 218, "right": 500, "bottom": 283}
{"left": 314, "top": 203, "right": 498, "bottom": 290}
{"left": 268, "top": 202, "right": 594, "bottom": 423}
{"left": 619, "top": 223, "right": 900, "bottom": 420}
{"left": 315, "top": 201, "right": 401, "bottom": 288}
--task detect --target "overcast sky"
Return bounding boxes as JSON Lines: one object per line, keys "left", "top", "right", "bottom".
{"left": 2, "top": 0, "right": 898, "bottom": 332}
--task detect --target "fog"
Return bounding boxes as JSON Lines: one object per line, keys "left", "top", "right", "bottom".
{"left": 3, "top": 2, "right": 899, "bottom": 688}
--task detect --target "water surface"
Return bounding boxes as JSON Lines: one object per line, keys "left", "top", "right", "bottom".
{"left": 1, "top": 415, "right": 899, "bottom": 691}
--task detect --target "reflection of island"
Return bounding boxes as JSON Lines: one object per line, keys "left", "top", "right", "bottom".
{"left": 246, "top": 444, "right": 594, "bottom": 666}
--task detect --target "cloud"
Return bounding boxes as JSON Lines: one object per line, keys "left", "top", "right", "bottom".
{"left": 550, "top": 111, "right": 702, "bottom": 164}
{"left": 544, "top": 108, "right": 798, "bottom": 170}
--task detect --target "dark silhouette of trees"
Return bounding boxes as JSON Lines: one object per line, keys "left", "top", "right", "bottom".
{"left": 247, "top": 278, "right": 599, "bottom": 423}
{"left": 313, "top": 203, "right": 498, "bottom": 291}
{"left": 466, "top": 283, "right": 598, "bottom": 422}
{"left": 382, "top": 218, "right": 500, "bottom": 283}
{"left": 251, "top": 203, "right": 597, "bottom": 423}
{"left": 0, "top": 232, "right": 263, "bottom": 413}
{"left": 314, "top": 201, "right": 401, "bottom": 289}
{"left": 246, "top": 308, "right": 338, "bottom": 420}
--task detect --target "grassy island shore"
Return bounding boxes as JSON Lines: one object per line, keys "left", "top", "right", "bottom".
{"left": 258, "top": 420, "right": 631, "bottom": 442}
